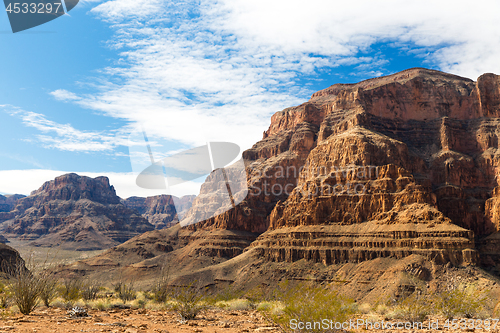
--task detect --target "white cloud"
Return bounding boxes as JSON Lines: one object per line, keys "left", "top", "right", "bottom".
{"left": 2, "top": 105, "right": 131, "bottom": 152}
{"left": 46, "top": 0, "right": 500, "bottom": 158}
{"left": 90, "top": 0, "right": 162, "bottom": 22}
{"left": 0, "top": 169, "right": 200, "bottom": 198}
{"left": 210, "top": 0, "right": 500, "bottom": 79}
{"left": 5, "top": 0, "right": 500, "bottom": 199}
{"left": 50, "top": 89, "right": 81, "bottom": 102}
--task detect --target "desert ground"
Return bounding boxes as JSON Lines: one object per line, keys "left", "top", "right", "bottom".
{"left": 2, "top": 307, "right": 500, "bottom": 333}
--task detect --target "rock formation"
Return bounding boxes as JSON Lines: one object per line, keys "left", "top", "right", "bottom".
{"left": 0, "top": 173, "right": 154, "bottom": 250}
{"left": 122, "top": 195, "right": 195, "bottom": 229}
{"left": 62, "top": 69, "right": 500, "bottom": 299}
{"left": 0, "top": 194, "right": 25, "bottom": 213}
{"left": 0, "top": 194, "right": 25, "bottom": 223}
{"left": 0, "top": 243, "right": 24, "bottom": 276}
{"left": 177, "top": 68, "right": 500, "bottom": 268}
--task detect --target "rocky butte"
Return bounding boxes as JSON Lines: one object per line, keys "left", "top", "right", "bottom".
{"left": 68, "top": 68, "right": 500, "bottom": 301}
{"left": 0, "top": 173, "right": 154, "bottom": 251}
{"left": 122, "top": 195, "right": 195, "bottom": 229}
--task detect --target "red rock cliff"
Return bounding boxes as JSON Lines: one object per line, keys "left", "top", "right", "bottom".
{"left": 186, "top": 68, "right": 500, "bottom": 267}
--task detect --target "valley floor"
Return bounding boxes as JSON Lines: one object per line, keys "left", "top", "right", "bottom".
{"left": 2, "top": 307, "right": 500, "bottom": 333}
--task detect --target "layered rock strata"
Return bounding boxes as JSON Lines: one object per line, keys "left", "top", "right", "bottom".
{"left": 0, "top": 173, "right": 154, "bottom": 250}
{"left": 186, "top": 68, "right": 500, "bottom": 267}
{"left": 122, "top": 195, "right": 195, "bottom": 229}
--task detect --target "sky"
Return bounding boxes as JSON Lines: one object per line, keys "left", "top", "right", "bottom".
{"left": 1, "top": 0, "right": 500, "bottom": 198}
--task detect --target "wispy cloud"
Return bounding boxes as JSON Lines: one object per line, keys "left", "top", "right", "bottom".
{"left": 2, "top": 105, "right": 128, "bottom": 152}
{"left": 50, "top": 89, "right": 81, "bottom": 102}
{"left": 45, "top": 0, "right": 500, "bottom": 155}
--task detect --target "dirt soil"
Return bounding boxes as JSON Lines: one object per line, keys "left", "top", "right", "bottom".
{"left": 0, "top": 307, "right": 280, "bottom": 333}
{"left": 2, "top": 308, "right": 500, "bottom": 333}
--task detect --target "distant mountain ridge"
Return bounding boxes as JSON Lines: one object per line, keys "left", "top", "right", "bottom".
{"left": 0, "top": 173, "right": 155, "bottom": 251}
{"left": 0, "top": 194, "right": 25, "bottom": 213}
{"left": 122, "top": 195, "right": 195, "bottom": 229}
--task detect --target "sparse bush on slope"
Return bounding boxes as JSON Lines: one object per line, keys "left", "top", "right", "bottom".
{"left": 388, "top": 290, "right": 431, "bottom": 323}
{"left": 40, "top": 278, "right": 58, "bottom": 307}
{"left": 151, "top": 265, "right": 170, "bottom": 303}
{"left": 81, "top": 279, "right": 101, "bottom": 301}
{"left": 436, "top": 277, "right": 487, "bottom": 319}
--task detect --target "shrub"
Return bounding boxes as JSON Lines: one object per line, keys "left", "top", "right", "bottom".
{"left": 389, "top": 290, "right": 431, "bottom": 323}
{"left": 114, "top": 281, "right": 136, "bottom": 302}
{"left": 60, "top": 278, "right": 83, "bottom": 302}
{"left": 437, "top": 282, "right": 486, "bottom": 319}
{"left": 225, "top": 298, "right": 251, "bottom": 311}
{"left": 8, "top": 258, "right": 51, "bottom": 315}
{"left": 81, "top": 280, "right": 101, "bottom": 301}
{"left": 256, "top": 301, "right": 273, "bottom": 312}
{"left": 151, "top": 265, "right": 170, "bottom": 303}
{"left": 170, "top": 281, "right": 208, "bottom": 320}
{"left": 40, "top": 278, "right": 58, "bottom": 307}
{"left": 358, "top": 303, "right": 372, "bottom": 314}
{"left": 0, "top": 282, "right": 8, "bottom": 308}
{"left": 269, "top": 281, "right": 356, "bottom": 333}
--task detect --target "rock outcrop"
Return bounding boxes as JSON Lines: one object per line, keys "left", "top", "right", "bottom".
{"left": 180, "top": 68, "right": 500, "bottom": 268}
{"left": 62, "top": 69, "right": 500, "bottom": 297}
{"left": 0, "top": 173, "right": 154, "bottom": 250}
{"left": 0, "top": 194, "right": 25, "bottom": 223}
{"left": 0, "top": 243, "right": 24, "bottom": 276}
{"left": 0, "top": 194, "right": 25, "bottom": 213}
{"left": 122, "top": 195, "right": 195, "bottom": 229}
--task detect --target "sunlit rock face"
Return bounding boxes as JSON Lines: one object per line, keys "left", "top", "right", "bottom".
{"left": 187, "top": 68, "right": 500, "bottom": 267}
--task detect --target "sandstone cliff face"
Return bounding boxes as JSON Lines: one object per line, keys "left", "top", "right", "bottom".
{"left": 184, "top": 68, "right": 500, "bottom": 268}
{"left": 0, "top": 173, "right": 154, "bottom": 251}
{"left": 122, "top": 195, "right": 195, "bottom": 229}
{"left": 59, "top": 68, "right": 500, "bottom": 301}
{"left": 0, "top": 194, "right": 25, "bottom": 213}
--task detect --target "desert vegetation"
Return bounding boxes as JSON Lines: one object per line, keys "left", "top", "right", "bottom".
{"left": 0, "top": 262, "right": 497, "bottom": 333}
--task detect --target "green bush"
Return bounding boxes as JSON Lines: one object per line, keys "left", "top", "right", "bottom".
{"left": 437, "top": 283, "right": 486, "bottom": 319}
{"left": 270, "top": 281, "right": 356, "bottom": 333}
{"left": 81, "top": 280, "right": 101, "bottom": 301}
{"left": 389, "top": 291, "right": 431, "bottom": 323}
{"left": 8, "top": 259, "right": 51, "bottom": 315}
{"left": 40, "top": 278, "right": 58, "bottom": 307}
{"left": 60, "top": 278, "right": 83, "bottom": 302}
{"left": 151, "top": 265, "right": 170, "bottom": 303}
{"left": 0, "top": 282, "right": 8, "bottom": 308}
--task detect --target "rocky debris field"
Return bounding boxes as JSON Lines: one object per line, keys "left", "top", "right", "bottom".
{"left": 0, "top": 307, "right": 281, "bottom": 333}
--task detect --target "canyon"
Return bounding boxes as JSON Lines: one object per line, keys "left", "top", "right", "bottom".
{"left": 7, "top": 68, "right": 500, "bottom": 301}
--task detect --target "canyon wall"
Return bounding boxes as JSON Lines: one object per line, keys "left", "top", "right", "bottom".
{"left": 186, "top": 68, "right": 500, "bottom": 268}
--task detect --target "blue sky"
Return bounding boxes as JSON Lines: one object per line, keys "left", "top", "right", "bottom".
{"left": 1, "top": 0, "right": 499, "bottom": 198}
